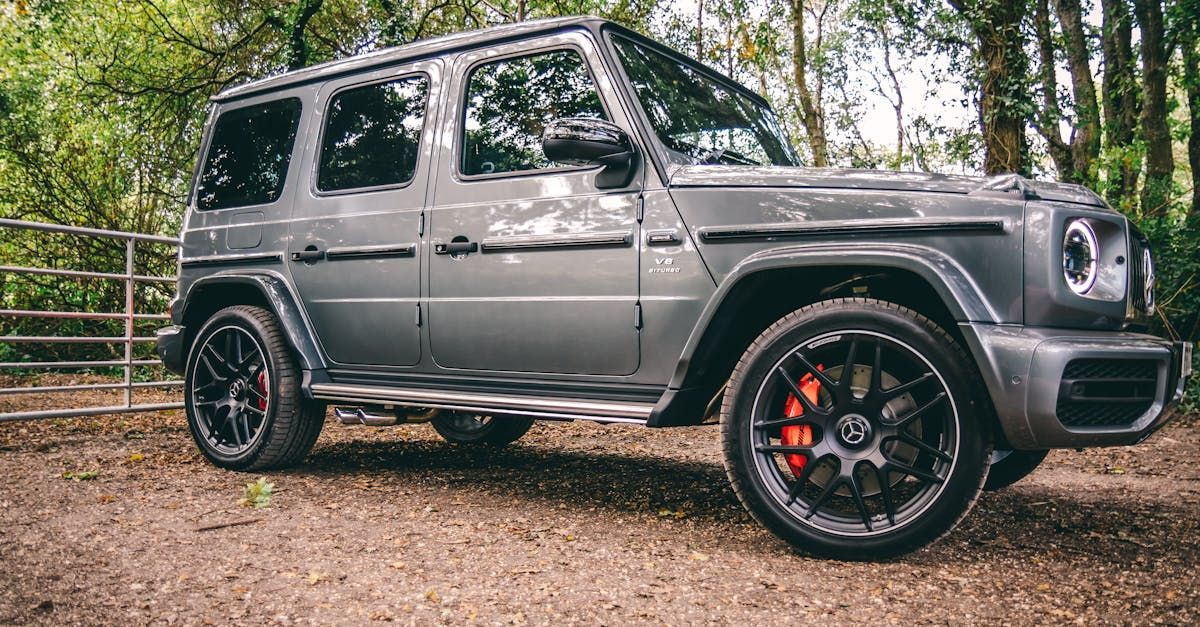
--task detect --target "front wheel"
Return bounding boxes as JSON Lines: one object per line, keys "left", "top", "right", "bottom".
{"left": 431, "top": 412, "right": 534, "bottom": 447}
{"left": 721, "top": 299, "right": 992, "bottom": 560}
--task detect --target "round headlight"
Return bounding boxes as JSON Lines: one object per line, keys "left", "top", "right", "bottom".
{"left": 1063, "top": 220, "right": 1098, "bottom": 295}
{"left": 1142, "top": 246, "right": 1156, "bottom": 313}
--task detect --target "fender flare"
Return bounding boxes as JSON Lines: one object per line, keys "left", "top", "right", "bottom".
{"left": 648, "top": 242, "right": 1002, "bottom": 427}
{"left": 180, "top": 271, "right": 327, "bottom": 371}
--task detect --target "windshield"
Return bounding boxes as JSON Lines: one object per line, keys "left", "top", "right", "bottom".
{"left": 612, "top": 37, "right": 799, "bottom": 167}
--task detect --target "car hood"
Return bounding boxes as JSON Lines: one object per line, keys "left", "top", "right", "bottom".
{"left": 668, "top": 166, "right": 1109, "bottom": 209}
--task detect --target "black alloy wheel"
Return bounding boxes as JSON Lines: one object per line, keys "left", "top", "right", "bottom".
{"left": 723, "top": 299, "right": 991, "bottom": 559}
{"left": 185, "top": 306, "right": 325, "bottom": 470}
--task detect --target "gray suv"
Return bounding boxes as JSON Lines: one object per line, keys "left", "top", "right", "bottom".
{"left": 157, "top": 17, "right": 1191, "bottom": 558}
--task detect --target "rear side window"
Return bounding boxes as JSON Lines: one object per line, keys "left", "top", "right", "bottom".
{"left": 318, "top": 75, "right": 430, "bottom": 192}
{"left": 461, "top": 49, "right": 607, "bottom": 176}
{"left": 196, "top": 98, "right": 302, "bottom": 211}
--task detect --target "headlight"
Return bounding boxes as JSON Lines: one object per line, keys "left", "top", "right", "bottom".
{"left": 1063, "top": 219, "right": 1098, "bottom": 295}
{"left": 1142, "top": 245, "right": 1156, "bottom": 313}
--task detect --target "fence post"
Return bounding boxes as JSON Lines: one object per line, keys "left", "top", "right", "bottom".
{"left": 124, "top": 238, "right": 135, "bottom": 408}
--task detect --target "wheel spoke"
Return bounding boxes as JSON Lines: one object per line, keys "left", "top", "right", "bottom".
{"left": 238, "top": 411, "right": 252, "bottom": 445}
{"left": 804, "top": 475, "right": 842, "bottom": 519}
{"left": 198, "top": 354, "right": 224, "bottom": 382}
{"left": 895, "top": 392, "right": 947, "bottom": 428}
{"left": 203, "top": 343, "right": 234, "bottom": 377}
{"left": 790, "top": 351, "right": 836, "bottom": 391}
{"left": 838, "top": 337, "right": 859, "bottom": 391}
{"left": 869, "top": 339, "right": 883, "bottom": 395}
{"left": 244, "top": 405, "right": 265, "bottom": 417}
{"left": 753, "top": 415, "right": 816, "bottom": 430}
{"left": 775, "top": 366, "right": 826, "bottom": 416}
{"left": 872, "top": 462, "right": 897, "bottom": 525}
{"left": 898, "top": 431, "right": 953, "bottom": 463}
{"left": 846, "top": 470, "right": 873, "bottom": 531}
{"left": 882, "top": 372, "right": 935, "bottom": 400}
{"left": 886, "top": 460, "right": 945, "bottom": 485}
{"left": 785, "top": 454, "right": 823, "bottom": 505}
{"left": 756, "top": 443, "right": 816, "bottom": 455}
{"left": 231, "top": 332, "right": 243, "bottom": 370}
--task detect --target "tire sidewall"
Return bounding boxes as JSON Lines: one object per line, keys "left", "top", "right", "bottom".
{"left": 184, "top": 307, "right": 288, "bottom": 470}
{"left": 723, "top": 300, "right": 990, "bottom": 558}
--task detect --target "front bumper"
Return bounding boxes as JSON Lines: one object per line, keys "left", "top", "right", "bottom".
{"left": 155, "top": 325, "right": 186, "bottom": 375}
{"left": 961, "top": 323, "right": 1192, "bottom": 449}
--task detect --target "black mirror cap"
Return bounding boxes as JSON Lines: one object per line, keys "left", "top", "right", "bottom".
{"left": 542, "top": 118, "right": 637, "bottom": 188}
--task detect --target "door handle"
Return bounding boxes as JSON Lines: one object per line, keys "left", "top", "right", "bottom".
{"left": 290, "top": 246, "right": 325, "bottom": 262}
{"left": 434, "top": 240, "right": 478, "bottom": 256}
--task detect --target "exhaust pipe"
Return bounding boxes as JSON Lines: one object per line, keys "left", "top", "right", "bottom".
{"left": 334, "top": 407, "right": 399, "bottom": 426}
{"left": 333, "top": 406, "right": 440, "bottom": 426}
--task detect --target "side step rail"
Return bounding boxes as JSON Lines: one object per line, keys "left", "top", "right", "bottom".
{"left": 309, "top": 383, "right": 652, "bottom": 425}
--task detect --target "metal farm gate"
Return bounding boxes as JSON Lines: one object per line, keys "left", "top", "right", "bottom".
{"left": 0, "top": 218, "right": 183, "bottom": 422}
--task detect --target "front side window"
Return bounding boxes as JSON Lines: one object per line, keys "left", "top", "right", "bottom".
{"left": 196, "top": 98, "right": 302, "bottom": 210}
{"left": 318, "top": 75, "right": 429, "bottom": 192}
{"left": 612, "top": 37, "right": 798, "bottom": 167}
{"left": 461, "top": 49, "right": 607, "bottom": 176}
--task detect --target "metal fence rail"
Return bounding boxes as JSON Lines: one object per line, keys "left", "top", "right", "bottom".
{"left": 0, "top": 218, "right": 182, "bottom": 422}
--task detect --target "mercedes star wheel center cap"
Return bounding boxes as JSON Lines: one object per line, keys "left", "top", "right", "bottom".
{"left": 836, "top": 414, "right": 872, "bottom": 447}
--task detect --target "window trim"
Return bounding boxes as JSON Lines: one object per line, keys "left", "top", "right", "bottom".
{"left": 453, "top": 43, "right": 617, "bottom": 183}
{"left": 311, "top": 70, "right": 433, "bottom": 198}
{"left": 193, "top": 97, "right": 304, "bottom": 212}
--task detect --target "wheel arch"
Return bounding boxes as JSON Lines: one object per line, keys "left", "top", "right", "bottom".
{"left": 648, "top": 244, "right": 1004, "bottom": 427}
{"left": 179, "top": 272, "right": 326, "bottom": 371}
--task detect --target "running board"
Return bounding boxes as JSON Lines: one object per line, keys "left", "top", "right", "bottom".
{"left": 308, "top": 383, "right": 652, "bottom": 425}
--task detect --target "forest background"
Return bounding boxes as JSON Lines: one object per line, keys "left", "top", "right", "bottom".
{"left": 0, "top": 0, "right": 1196, "bottom": 402}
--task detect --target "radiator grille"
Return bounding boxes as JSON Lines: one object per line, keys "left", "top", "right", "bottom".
{"left": 1056, "top": 358, "right": 1158, "bottom": 427}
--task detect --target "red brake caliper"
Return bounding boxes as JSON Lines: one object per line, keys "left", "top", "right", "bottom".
{"left": 255, "top": 371, "right": 268, "bottom": 411}
{"left": 781, "top": 366, "right": 823, "bottom": 478}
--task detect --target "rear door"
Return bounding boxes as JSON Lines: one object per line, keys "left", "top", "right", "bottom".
{"left": 426, "top": 34, "right": 644, "bottom": 376}
{"left": 287, "top": 60, "right": 440, "bottom": 366}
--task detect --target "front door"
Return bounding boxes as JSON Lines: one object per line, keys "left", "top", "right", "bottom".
{"left": 427, "top": 36, "right": 642, "bottom": 376}
{"left": 288, "top": 61, "right": 440, "bottom": 366}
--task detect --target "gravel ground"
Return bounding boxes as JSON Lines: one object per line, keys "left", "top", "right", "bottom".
{"left": 1, "top": 378, "right": 1198, "bottom": 625}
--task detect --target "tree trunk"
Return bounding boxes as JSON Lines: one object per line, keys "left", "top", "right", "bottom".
{"left": 1034, "top": 0, "right": 1073, "bottom": 179}
{"left": 285, "top": 0, "right": 325, "bottom": 70}
{"left": 1100, "top": 0, "right": 1139, "bottom": 207}
{"left": 1133, "top": 0, "right": 1173, "bottom": 216}
{"left": 1053, "top": 0, "right": 1100, "bottom": 184}
{"left": 1182, "top": 15, "right": 1200, "bottom": 216}
{"left": 696, "top": 0, "right": 705, "bottom": 60}
{"left": 949, "top": 0, "right": 1030, "bottom": 175}
{"left": 790, "top": 0, "right": 828, "bottom": 167}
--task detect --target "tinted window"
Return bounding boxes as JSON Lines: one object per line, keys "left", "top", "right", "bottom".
{"left": 318, "top": 76, "right": 429, "bottom": 192}
{"left": 461, "top": 50, "right": 606, "bottom": 176}
{"left": 196, "top": 98, "right": 302, "bottom": 211}
{"left": 613, "top": 38, "right": 797, "bottom": 167}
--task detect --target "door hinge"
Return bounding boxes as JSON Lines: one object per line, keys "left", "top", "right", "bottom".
{"left": 415, "top": 303, "right": 422, "bottom": 327}
{"left": 418, "top": 211, "right": 425, "bottom": 236}
{"left": 634, "top": 302, "right": 643, "bottom": 329}
{"left": 636, "top": 195, "right": 645, "bottom": 222}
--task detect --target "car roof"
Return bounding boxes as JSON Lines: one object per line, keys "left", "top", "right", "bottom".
{"left": 213, "top": 16, "right": 609, "bottom": 103}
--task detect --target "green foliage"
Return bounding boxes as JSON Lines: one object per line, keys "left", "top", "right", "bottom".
{"left": 241, "top": 477, "right": 274, "bottom": 508}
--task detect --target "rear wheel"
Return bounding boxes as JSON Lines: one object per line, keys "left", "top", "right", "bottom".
{"left": 722, "top": 299, "right": 991, "bottom": 559}
{"left": 983, "top": 449, "right": 1049, "bottom": 491}
{"left": 184, "top": 306, "right": 325, "bottom": 471}
{"left": 431, "top": 412, "right": 534, "bottom": 447}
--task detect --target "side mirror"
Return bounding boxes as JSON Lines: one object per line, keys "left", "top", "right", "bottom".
{"left": 542, "top": 118, "right": 638, "bottom": 188}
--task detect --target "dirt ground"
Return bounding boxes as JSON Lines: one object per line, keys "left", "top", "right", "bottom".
{"left": 1, "top": 378, "right": 1198, "bottom": 625}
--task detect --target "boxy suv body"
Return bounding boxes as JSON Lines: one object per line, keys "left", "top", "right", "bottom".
{"left": 157, "top": 17, "right": 1191, "bottom": 558}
